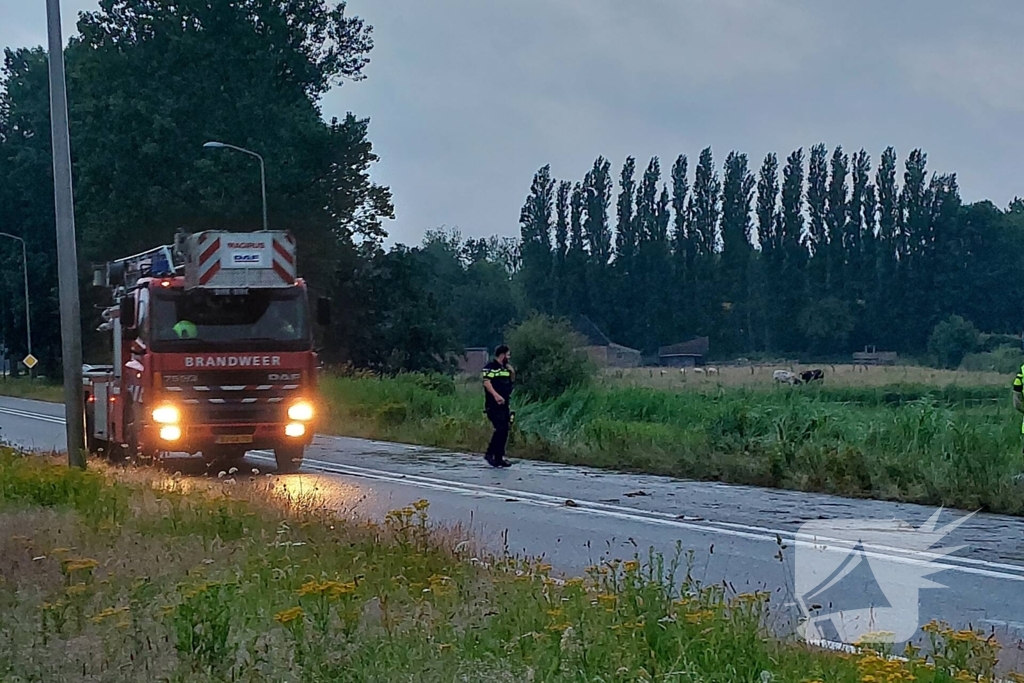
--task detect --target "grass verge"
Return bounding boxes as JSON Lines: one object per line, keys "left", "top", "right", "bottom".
{"left": 320, "top": 373, "right": 1024, "bottom": 515}
{"left": 0, "top": 450, "right": 1016, "bottom": 682}
{"left": 0, "top": 377, "right": 63, "bottom": 403}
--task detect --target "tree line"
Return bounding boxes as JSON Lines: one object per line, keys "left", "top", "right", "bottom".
{"left": 2, "top": 0, "right": 1022, "bottom": 377}
{"left": 517, "top": 148, "right": 1024, "bottom": 358}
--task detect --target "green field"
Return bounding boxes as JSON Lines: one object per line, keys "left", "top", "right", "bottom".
{"left": 320, "top": 368, "right": 1024, "bottom": 515}
{"left": 0, "top": 450, "right": 1014, "bottom": 682}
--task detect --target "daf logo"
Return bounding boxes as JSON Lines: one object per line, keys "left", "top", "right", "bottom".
{"left": 232, "top": 254, "right": 261, "bottom": 264}
{"left": 269, "top": 373, "right": 301, "bottom": 382}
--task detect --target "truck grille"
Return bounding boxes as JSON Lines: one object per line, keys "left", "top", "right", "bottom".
{"left": 191, "top": 401, "right": 285, "bottom": 425}
{"left": 160, "top": 373, "right": 306, "bottom": 425}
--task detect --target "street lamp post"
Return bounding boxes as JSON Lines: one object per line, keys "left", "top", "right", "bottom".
{"left": 203, "top": 141, "right": 269, "bottom": 231}
{"left": 0, "top": 233, "right": 33, "bottom": 374}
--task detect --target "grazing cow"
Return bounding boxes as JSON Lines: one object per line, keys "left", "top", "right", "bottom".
{"left": 773, "top": 369, "right": 799, "bottom": 385}
{"left": 798, "top": 369, "right": 825, "bottom": 384}
{"left": 707, "top": 367, "right": 719, "bottom": 375}
{"left": 694, "top": 367, "right": 707, "bottom": 375}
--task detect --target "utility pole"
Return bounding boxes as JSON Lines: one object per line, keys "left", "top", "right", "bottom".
{"left": 45, "top": 0, "right": 86, "bottom": 468}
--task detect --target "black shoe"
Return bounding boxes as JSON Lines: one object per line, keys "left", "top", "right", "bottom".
{"left": 497, "top": 458, "right": 512, "bottom": 468}
{"left": 485, "top": 454, "right": 498, "bottom": 467}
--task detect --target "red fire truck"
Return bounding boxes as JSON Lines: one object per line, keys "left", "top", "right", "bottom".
{"left": 84, "top": 230, "right": 328, "bottom": 472}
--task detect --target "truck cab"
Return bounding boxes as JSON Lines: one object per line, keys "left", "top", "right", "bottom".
{"left": 86, "top": 231, "right": 326, "bottom": 472}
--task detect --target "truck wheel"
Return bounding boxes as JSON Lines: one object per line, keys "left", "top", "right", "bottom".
{"left": 124, "top": 401, "right": 150, "bottom": 465}
{"left": 274, "top": 446, "right": 304, "bottom": 473}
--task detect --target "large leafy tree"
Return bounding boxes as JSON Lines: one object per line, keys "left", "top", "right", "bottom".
{"left": 0, "top": 0, "right": 403, "bottom": 372}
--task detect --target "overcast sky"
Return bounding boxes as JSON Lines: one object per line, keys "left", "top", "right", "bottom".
{"left": 3, "top": 1, "right": 1024, "bottom": 246}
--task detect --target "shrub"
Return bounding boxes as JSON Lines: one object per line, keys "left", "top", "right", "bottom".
{"left": 928, "top": 315, "right": 980, "bottom": 369}
{"left": 506, "top": 315, "right": 596, "bottom": 401}
{"left": 960, "top": 346, "right": 1023, "bottom": 374}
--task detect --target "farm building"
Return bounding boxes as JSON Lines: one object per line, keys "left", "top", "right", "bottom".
{"left": 658, "top": 337, "right": 710, "bottom": 367}
{"left": 573, "top": 316, "right": 642, "bottom": 368}
{"left": 852, "top": 346, "right": 898, "bottom": 365}
{"left": 458, "top": 347, "right": 490, "bottom": 375}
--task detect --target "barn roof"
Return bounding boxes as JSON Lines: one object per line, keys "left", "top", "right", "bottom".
{"left": 658, "top": 337, "right": 710, "bottom": 357}
{"left": 573, "top": 315, "right": 612, "bottom": 347}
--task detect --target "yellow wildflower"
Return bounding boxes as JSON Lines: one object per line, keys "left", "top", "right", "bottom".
{"left": 950, "top": 629, "right": 979, "bottom": 643}
{"left": 623, "top": 560, "right": 640, "bottom": 573}
{"left": 91, "top": 607, "right": 129, "bottom": 624}
{"left": 683, "top": 610, "right": 715, "bottom": 625}
{"left": 62, "top": 558, "right": 99, "bottom": 573}
{"left": 274, "top": 607, "right": 304, "bottom": 624}
{"left": 412, "top": 499, "right": 430, "bottom": 512}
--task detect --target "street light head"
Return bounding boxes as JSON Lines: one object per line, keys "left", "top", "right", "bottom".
{"left": 203, "top": 141, "right": 227, "bottom": 149}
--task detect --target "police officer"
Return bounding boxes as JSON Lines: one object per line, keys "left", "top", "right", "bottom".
{"left": 482, "top": 345, "right": 514, "bottom": 468}
{"left": 1014, "top": 364, "right": 1024, "bottom": 449}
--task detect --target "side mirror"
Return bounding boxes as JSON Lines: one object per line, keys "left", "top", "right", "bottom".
{"left": 107, "top": 262, "right": 126, "bottom": 287}
{"left": 120, "top": 296, "right": 136, "bottom": 329}
{"left": 316, "top": 297, "right": 331, "bottom": 327}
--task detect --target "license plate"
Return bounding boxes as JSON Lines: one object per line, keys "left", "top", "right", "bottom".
{"left": 215, "top": 434, "right": 254, "bottom": 445}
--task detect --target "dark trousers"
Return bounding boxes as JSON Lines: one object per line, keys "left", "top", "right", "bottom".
{"left": 486, "top": 405, "right": 511, "bottom": 461}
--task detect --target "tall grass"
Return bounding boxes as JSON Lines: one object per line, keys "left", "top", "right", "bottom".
{"left": 320, "top": 374, "right": 1024, "bottom": 515}
{"left": 0, "top": 452, "right": 1015, "bottom": 681}
{"left": 0, "top": 377, "right": 63, "bottom": 403}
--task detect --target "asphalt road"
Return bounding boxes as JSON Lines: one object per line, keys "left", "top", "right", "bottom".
{"left": 2, "top": 394, "right": 1023, "bottom": 656}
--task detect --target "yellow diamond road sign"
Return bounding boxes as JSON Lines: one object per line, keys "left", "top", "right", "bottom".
{"left": 22, "top": 354, "right": 38, "bottom": 370}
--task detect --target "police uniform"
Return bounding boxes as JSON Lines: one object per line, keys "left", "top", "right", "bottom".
{"left": 482, "top": 360, "right": 513, "bottom": 466}
{"left": 1014, "top": 364, "right": 1024, "bottom": 445}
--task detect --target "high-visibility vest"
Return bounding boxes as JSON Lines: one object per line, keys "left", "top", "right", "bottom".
{"left": 1015, "top": 364, "right": 1024, "bottom": 433}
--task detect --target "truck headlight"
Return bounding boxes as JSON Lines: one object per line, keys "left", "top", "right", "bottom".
{"left": 287, "top": 401, "right": 315, "bottom": 422}
{"left": 285, "top": 423, "right": 306, "bottom": 438}
{"left": 159, "top": 425, "right": 182, "bottom": 442}
{"left": 152, "top": 404, "right": 181, "bottom": 425}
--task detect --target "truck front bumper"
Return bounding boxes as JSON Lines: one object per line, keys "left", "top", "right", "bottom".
{"left": 142, "top": 421, "right": 315, "bottom": 454}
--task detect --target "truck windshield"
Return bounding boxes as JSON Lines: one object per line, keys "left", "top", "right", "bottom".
{"left": 151, "top": 288, "right": 309, "bottom": 348}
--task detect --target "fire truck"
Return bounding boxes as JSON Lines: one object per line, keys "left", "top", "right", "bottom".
{"left": 84, "top": 230, "right": 328, "bottom": 472}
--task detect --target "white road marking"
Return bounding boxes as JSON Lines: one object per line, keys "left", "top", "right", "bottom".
{"left": 0, "top": 405, "right": 65, "bottom": 425}
{"left": 4, "top": 404, "right": 1024, "bottom": 583}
